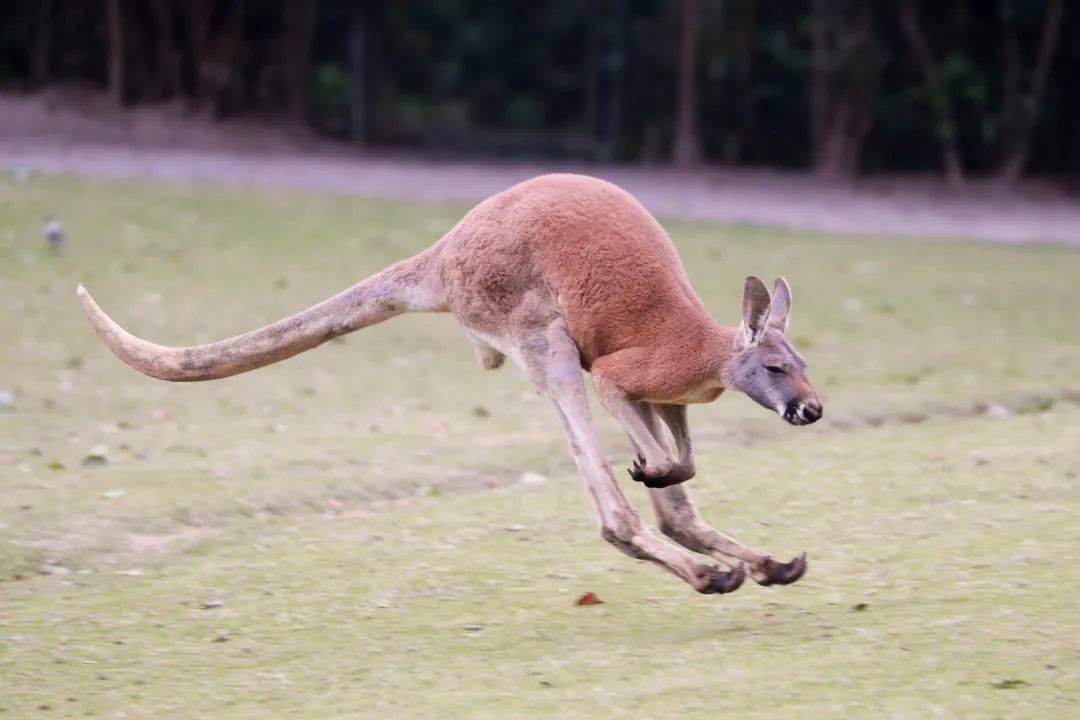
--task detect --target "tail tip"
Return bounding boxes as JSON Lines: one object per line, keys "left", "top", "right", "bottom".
{"left": 76, "top": 283, "right": 86, "bottom": 296}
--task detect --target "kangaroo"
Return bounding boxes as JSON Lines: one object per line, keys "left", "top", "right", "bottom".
{"left": 78, "top": 173, "right": 822, "bottom": 594}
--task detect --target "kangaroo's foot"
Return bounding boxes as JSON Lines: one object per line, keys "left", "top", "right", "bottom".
{"left": 750, "top": 553, "right": 808, "bottom": 586}
{"left": 627, "top": 455, "right": 693, "bottom": 489}
{"left": 648, "top": 484, "right": 809, "bottom": 588}
{"left": 694, "top": 563, "right": 746, "bottom": 594}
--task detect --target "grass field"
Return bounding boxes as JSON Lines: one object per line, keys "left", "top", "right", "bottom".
{"left": 1, "top": 173, "right": 1078, "bottom": 718}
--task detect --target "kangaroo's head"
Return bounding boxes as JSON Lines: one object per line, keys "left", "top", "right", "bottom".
{"left": 728, "top": 276, "right": 822, "bottom": 426}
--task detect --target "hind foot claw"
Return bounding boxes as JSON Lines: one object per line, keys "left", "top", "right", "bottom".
{"left": 753, "top": 552, "right": 808, "bottom": 586}
{"left": 694, "top": 563, "right": 746, "bottom": 594}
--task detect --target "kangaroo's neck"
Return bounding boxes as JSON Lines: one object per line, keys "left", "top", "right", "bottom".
{"left": 705, "top": 323, "right": 739, "bottom": 386}
{"left": 667, "top": 320, "right": 739, "bottom": 396}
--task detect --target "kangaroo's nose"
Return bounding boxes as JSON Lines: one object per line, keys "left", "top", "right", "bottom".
{"left": 799, "top": 397, "right": 823, "bottom": 424}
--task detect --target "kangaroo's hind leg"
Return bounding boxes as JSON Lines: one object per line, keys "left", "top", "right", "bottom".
{"left": 510, "top": 317, "right": 744, "bottom": 595}
{"left": 647, "top": 404, "right": 808, "bottom": 586}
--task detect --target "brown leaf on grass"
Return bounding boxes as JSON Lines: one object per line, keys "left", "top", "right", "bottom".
{"left": 575, "top": 592, "right": 604, "bottom": 606}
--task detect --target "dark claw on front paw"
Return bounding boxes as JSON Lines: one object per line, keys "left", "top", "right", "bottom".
{"left": 627, "top": 455, "right": 689, "bottom": 489}
{"left": 697, "top": 563, "right": 746, "bottom": 594}
{"left": 756, "top": 552, "right": 808, "bottom": 586}
{"left": 641, "top": 475, "right": 687, "bottom": 489}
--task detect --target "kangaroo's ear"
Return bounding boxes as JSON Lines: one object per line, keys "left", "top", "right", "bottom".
{"left": 738, "top": 276, "right": 771, "bottom": 348}
{"left": 768, "top": 276, "right": 792, "bottom": 333}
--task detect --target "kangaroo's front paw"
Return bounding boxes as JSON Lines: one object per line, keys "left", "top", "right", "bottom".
{"left": 628, "top": 455, "right": 691, "bottom": 489}
{"left": 627, "top": 455, "right": 650, "bottom": 482}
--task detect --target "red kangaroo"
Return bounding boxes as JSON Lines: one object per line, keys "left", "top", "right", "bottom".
{"left": 79, "top": 174, "right": 822, "bottom": 594}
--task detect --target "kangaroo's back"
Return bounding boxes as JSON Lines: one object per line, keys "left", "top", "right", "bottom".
{"left": 436, "top": 173, "right": 716, "bottom": 364}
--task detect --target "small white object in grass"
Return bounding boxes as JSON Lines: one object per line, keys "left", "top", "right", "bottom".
{"left": 518, "top": 471, "right": 547, "bottom": 485}
{"left": 0, "top": 389, "right": 13, "bottom": 408}
{"left": 83, "top": 445, "right": 109, "bottom": 466}
{"left": 37, "top": 564, "right": 71, "bottom": 575}
{"left": 977, "top": 401, "right": 1010, "bottom": 418}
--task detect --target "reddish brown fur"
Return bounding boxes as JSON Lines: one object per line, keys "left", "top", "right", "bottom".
{"left": 435, "top": 174, "right": 733, "bottom": 402}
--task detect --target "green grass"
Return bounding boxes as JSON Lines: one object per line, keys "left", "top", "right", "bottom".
{"left": 1, "top": 174, "right": 1078, "bottom": 718}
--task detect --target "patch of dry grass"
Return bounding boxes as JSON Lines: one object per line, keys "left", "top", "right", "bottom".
{"left": 1, "top": 174, "right": 1077, "bottom": 717}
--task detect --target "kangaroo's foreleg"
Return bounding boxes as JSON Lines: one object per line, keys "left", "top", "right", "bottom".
{"left": 640, "top": 402, "right": 696, "bottom": 485}
{"left": 648, "top": 404, "right": 808, "bottom": 586}
{"left": 593, "top": 377, "right": 687, "bottom": 488}
{"left": 514, "top": 319, "right": 743, "bottom": 594}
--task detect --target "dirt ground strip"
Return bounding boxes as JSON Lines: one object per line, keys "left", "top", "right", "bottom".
{"left": 1, "top": 90, "right": 1078, "bottom": 245}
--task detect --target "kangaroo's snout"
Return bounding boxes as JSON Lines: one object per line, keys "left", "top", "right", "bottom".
{"left": 784, "top": 396, "right": 822, "bottom": 426}
{"left": 800, "top": 396, "right": 823, "bottom": 423}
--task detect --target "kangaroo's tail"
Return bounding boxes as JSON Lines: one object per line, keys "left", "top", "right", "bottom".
{"left": 77, "top": 252, "right": 445, "bottom": 382}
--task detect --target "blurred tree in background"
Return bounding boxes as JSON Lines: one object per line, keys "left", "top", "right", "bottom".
{"left": 0, "top": 0, "right": 1075, "bottom": 182}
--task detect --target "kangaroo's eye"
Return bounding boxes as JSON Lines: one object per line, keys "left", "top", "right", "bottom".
{"left": 765, "top": 365, "right": 785, "bottom": 374}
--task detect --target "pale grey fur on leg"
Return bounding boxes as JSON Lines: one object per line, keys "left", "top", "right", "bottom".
{"left": 513, "top": 319, "right": 743, "bottom": 594}
{"left": 647, "top": 403, "right": 768, "bottom": 574}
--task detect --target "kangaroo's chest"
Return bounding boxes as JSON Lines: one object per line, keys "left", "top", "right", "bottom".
{"left": 649, "top": 382, "right": 725, "bottom": 405}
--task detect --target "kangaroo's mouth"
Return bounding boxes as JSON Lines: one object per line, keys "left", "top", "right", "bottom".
{"left": 782, "top": 399, "right": 822, "bottom": 426}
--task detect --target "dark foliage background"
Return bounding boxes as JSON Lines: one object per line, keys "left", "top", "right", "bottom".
{"left": 1, "top": 0, "right": 1076, "bottom": 181}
